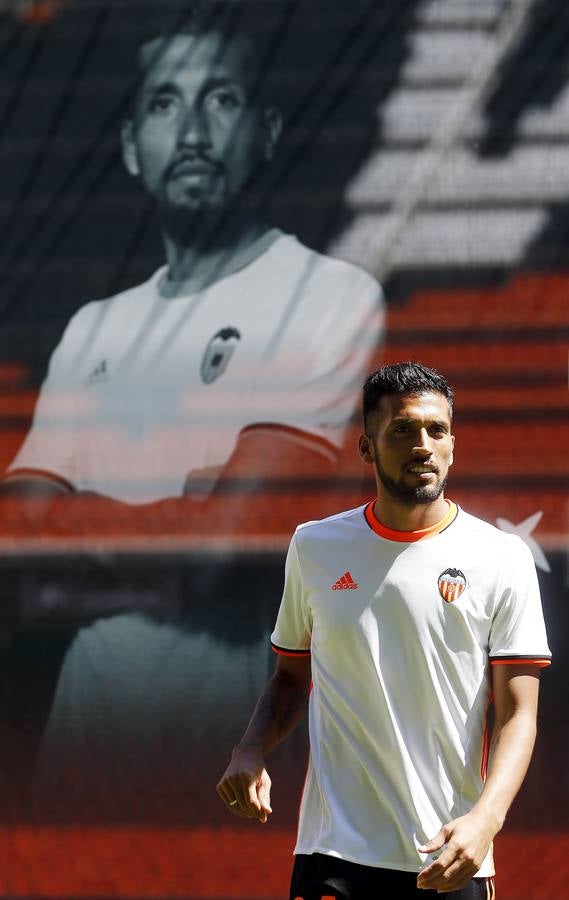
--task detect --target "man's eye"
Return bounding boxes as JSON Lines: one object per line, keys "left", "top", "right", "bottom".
{"left": 207, "top": 89, "right": 241, "bottom": 112}
{"left": 149, "top": 95, "right": 176, "bottom": 114}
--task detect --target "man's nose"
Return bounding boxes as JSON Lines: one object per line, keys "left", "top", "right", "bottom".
{"left": 178, "top": 106, "right": 211, "bottom": 148}
{"left": 412, "top": 429, "right": 431, "bottom": 455}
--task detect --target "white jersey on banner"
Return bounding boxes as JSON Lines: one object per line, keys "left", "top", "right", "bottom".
{"left": 9, "top": 231, "right": 382, "bottom": 503}
{"left": 271, "top": 501, "right": 551, "bottom": 876}
{"left": 21, "top": 231, "right": 383, "bottom": 818}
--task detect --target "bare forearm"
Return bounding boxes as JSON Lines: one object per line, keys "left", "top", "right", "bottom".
{"left": 418, "top": 669, "right": 541, "bottom": 892}
{"left": 473, "top": 708, "right": 537, "bottom": 832}
{"left": 218, "top": 658, "right": 310, "bottom": 821}
{"left": 234, "top": 666, "right": 310, "bottom": 758}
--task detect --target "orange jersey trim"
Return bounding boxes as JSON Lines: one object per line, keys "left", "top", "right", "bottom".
{"left": 481, "top": 690, "right": 491, "bottom": 783}
{"left": 271, "top": 643, "right": 310, "bottom": 657}
{"left": 239, "top": 422, "right": 338, "bottom": 464}
{"left": 364, "top": 499, "right": 458, "bottom": 542}
{"left": 490, "top": 657, "right": 551, "bottom": 667}
{"left": 3, "top": 467, "right": 75, "bottom": 493}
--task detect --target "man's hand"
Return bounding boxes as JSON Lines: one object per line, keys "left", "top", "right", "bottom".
{"left": 418, "top": 665, "right": 542, "bottom": 893}
{"left": 217, "top": 655, "right": 310, "bottom": 824}
{"left": 416, "top": 810, "right": 499, "bottom": 892}
{"left": 217, "top": 743, "right": 272, "bottom": 824}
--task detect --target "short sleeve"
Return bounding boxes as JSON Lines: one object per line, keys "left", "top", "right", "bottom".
{"left": 251, "top": 256, "right": 384, "bottom": 455}
{"left": 6, "top": 310, "right": 89, "bottom": 488}
{"left": 270, "top": 533, "right": 312, "bottom": 656}
{"left": 489, "top": 537, "right": 552, "bottom": 667}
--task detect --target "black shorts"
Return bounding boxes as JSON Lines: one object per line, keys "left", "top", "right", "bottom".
{"left": 290, "top": 853, "right": 496, "bottom": 900}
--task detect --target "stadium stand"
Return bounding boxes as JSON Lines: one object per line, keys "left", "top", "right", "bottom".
{"left": 328, "top": 0, "right": 569, "bottom": 553}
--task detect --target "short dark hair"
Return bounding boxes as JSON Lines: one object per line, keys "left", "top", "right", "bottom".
{"left": 363, "top": 362, "right": 454, "bottom": 430}
{"left": 132, "top": 1, "right": 291, "bottom": 109}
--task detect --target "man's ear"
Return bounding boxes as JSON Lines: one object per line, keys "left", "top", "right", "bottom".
{"left": 121, "top": 120, "right": 140, "bottom": 177}
{"left": 449, "top": 433, "right": 455, "bottom": 467}
{"left": 262, "top": 107, "right": 283, "bottom": 161}
{"left": 358, "top": 434, "right": 375, "bottom": 466}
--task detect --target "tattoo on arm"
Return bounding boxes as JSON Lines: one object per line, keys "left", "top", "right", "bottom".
{"left": 236, "top": 668, "right": 310, "bottom": 755}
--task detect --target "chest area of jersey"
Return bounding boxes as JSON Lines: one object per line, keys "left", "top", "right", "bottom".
{"left": 306, "top": 541, "right": 491, "bottom": 645}
{"left": 81, "top": 328, "right": 245, "bottom": 396}
{"left": 80, "top": 297, "right": 287, "bottom": 402}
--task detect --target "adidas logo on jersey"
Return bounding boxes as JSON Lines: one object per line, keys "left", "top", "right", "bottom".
{"left": 332, "top": 571, "right": 358, "bottom": 590}
{"left": 86, "top": 359, "right": 108, "bottom": 384}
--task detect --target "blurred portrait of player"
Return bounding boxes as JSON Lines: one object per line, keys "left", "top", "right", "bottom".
{"left": 0, "top": 0, "right": 384, "bottom": 823}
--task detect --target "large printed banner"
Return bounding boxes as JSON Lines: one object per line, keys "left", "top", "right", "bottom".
{"left": 0, "top": 1, "right": 567, "bottom": 898}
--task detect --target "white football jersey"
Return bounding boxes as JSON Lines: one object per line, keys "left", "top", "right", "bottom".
{"left": 9, "top": 231, "right": 382, "bottom": 503}
{"left": 271, "top": 501, "right": 551, "bottom": 875}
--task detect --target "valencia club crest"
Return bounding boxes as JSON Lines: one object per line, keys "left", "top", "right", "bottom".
{"left": 438, "top": 568, "right": 467, "bottom": 603}
{"left": 201, "top": 327, "right": 241, "bottom": 384}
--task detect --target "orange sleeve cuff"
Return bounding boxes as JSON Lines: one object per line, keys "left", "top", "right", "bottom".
{"left": 270, "top": 642, "right": 310, "bottom": 657}
{"left": 490, "top": 657, "right": 551, "bottom": 667}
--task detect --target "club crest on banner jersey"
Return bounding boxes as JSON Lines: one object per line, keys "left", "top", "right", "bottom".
{"left": 200, "top": 327, "right": 241, "bottom": 384}
{"left": 438, "top": 567, "right": 467, "bottom": 603}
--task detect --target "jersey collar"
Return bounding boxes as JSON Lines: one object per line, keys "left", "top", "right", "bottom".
{"left": 364, "top": 499, "right": 458, "bottom": 542}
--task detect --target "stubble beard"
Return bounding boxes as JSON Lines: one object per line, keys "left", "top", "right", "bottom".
{"left": 158, "top": 176, "right": 262, "bottom": 249}
{"left": 158, "top": 191, "right": 232, "bottom": 248}
{"left": 376, "top": 460, "right": 448, "bottom": 507}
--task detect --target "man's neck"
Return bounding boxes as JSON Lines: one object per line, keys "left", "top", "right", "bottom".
{"left": 372, "top": 495, "right": 450, "bottom": 534}
{"left": 159, "top": 215, "right": 277, "bottom": 297}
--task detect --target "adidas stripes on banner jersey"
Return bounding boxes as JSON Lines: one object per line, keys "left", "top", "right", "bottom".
{"left": 271, "top": 501, "right": 551, "bottom": 876}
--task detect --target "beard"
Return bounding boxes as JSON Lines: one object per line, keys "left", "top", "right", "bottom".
{"left": 375, "top": 458, "right": 448, "bottom": 507}
{"left": 157, "top": 177, "right": 263, "bottom": 249}
{"left": 159, "top": 200, "right": 228, "bottom": 245}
